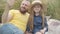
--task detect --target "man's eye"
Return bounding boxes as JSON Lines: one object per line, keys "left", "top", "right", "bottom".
{"left": 22, "top": 4, "right": 27, "bottom": 6}
{"left": 25, "top": 4, "right": 28, "bottom": 6}
{"left": 23, "top": 4, "right": 24, "bottom": 5}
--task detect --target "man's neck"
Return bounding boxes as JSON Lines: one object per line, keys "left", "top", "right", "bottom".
{"left": 19, "top": 10, "right": 28, "bottom": 15}
{"left": 20, "top": 11, "right": 27, "bottom": 15}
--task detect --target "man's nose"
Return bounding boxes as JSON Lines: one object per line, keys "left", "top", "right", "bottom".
{"left": 22, "top": 4, "right": 26, "bottom": 7}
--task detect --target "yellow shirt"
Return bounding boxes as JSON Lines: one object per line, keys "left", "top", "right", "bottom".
{"left": 9, "top": 9, "right": 30, "bottom": 32}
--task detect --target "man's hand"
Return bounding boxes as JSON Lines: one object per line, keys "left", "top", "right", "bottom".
{"left": 2, "top": 0, "right": 15, "bottom": 23}
{"left": 7, "top": 0, "right": 15, "bottom": 7}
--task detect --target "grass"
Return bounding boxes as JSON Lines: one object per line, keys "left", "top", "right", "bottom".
{"left": 0, "top": 0, "right": 60, "bottom": 23}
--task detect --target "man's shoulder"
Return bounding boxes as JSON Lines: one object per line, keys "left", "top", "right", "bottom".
{"left": 9, "top": 9, "right": 19, "bottom": 13}
{"left": 26, "top": 12, "right": 30, "bottom": 16}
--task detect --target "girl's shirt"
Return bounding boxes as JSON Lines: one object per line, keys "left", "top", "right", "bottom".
{"left": 26, "top": 15, "right": 48, "bottom": 32}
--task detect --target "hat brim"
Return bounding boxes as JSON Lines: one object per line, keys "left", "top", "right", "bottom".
{"left": 31, "top": 3, "right": 43, "bottom": 9}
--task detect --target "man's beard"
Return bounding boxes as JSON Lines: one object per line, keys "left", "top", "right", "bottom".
{"left": 20, "top": 10, "right": 27, "bottom": 14}
{"left": 20, "top": 8, "right": 28, "bottom": 14}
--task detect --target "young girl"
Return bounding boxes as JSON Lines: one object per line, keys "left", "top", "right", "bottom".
{"left": 26, "top": 0, "right": 48, "bottom": 34}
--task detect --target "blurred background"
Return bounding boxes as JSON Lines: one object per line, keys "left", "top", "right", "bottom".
{"left": 0, "top": 0, "right": 60, "bottom": 23}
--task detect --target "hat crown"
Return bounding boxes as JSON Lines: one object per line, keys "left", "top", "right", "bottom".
{"left": 32, "top": 0, "right": 42, "bottom": 4}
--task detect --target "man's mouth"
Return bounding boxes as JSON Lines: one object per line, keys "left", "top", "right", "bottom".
{"left": 20, "top": 7, "right": 27, "bottom": 14}
{"left": 20, "top": 7, "right": 25, "bottom": 11}
{"left": 22, "top": 7, "right": 26, "bottom": 9}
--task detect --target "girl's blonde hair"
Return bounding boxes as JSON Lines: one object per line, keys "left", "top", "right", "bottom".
{"left": 28, "top": 1, "right": 45, "bottom": 31}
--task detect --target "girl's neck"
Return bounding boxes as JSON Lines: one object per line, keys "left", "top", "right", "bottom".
{"left": 35, "top": 12, "right": 39, "bottom": 16}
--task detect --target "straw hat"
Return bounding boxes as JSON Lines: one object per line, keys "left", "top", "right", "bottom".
{"left": 32, "top": 0, "right": 42, "bottom": 5}
{"left": 31, "top": 0, "right": 43, "bottom": 8}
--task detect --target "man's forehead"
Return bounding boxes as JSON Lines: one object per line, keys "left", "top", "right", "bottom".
{"left": 22, "top": 0, "right": 30, "bottom": 5}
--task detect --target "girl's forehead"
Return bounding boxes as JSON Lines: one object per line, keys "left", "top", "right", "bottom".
{"left": 33, "top": 5, "right": 41, "bottom": 7}
{"left": 33, "top": 3, "right": 41, "bottom": 6}
{"left": 35, "top": 5, "right": 40, "bottom": 6}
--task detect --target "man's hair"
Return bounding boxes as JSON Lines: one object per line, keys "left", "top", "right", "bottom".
{"left": 21, "top": 0, "right": 30, "bottom": 6}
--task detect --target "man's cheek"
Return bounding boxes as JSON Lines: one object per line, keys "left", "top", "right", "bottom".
{"left": 26, "top": 7, "right": 29, "bottom": 10}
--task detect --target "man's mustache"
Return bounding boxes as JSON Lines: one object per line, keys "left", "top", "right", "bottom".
{"left": 21, "top": 7, "right": 26, "bottom": 9}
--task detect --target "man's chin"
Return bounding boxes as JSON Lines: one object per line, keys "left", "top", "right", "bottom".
{"left": 20, "top": 11, "right": 26, "bottom": 14}
{"left": 20, "top": 9, "right": 28, "bottom": 14}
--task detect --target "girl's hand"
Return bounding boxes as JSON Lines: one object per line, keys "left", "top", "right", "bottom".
{"left": 40, "top": 28, "right": 46, "bottom": 34}
{"left": 40, "top": 29, "right": 45, "bottom": 34}
{"left": 35, "top": 32, "right": 42, "bottom": 34}
{"left": 25, "top": 31, "right": 32, "bottom": 34}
